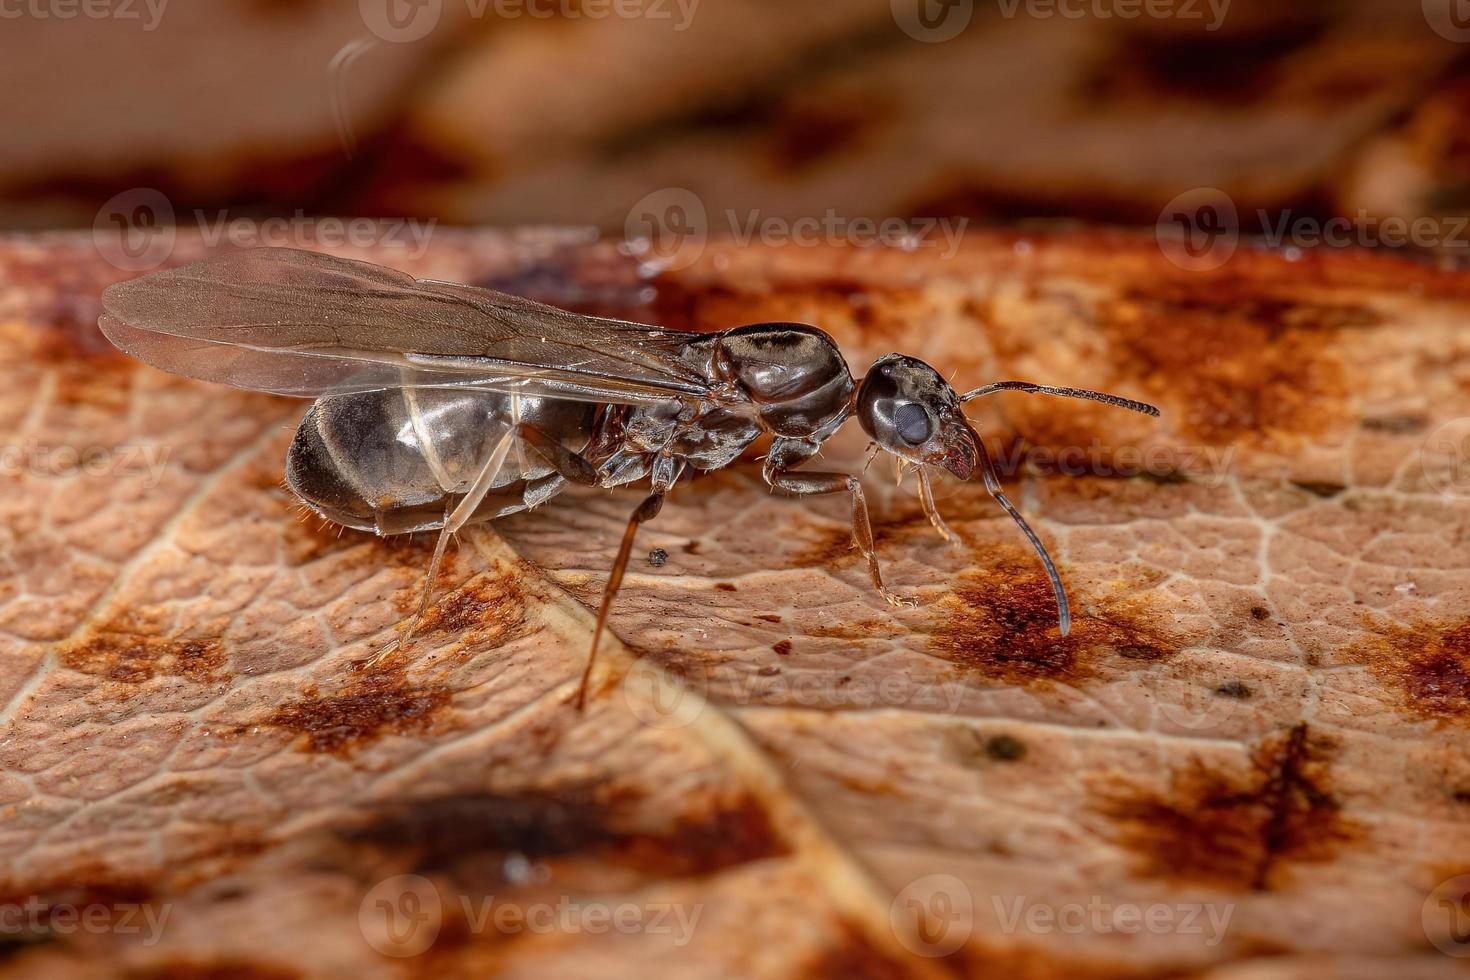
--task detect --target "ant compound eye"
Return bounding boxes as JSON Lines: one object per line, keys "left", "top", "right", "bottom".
{"left": 894, "top": 402, "right": 932, "bottom": 445}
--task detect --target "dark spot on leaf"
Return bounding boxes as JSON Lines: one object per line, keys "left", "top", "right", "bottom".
{"left": 985, "top": 735, "right": 1028, "bottom": 762}
{"left": 1096, "top": 282, "right": 1361, "bottom": 445}
{"left": 1216, "top": 681, "right": 1253, "bottom": 699}
{"left": 1361, "top": 415, "right": 1427, "bottom": 434}
{"left": 1349, "top": 617, "right": 1470, "bottom": 723}
{"left": 339, "top": 787, "right": 786, "bottom": 883}
{"left": 715, "top": 582, "right": 738, "bottom": 592}
{"left": 59, "top": 633, "right": 227, "bottom": 685}
{"left": 926, "top": 556, "right": 1175, "bottom": 688}
{"left": 261, "top": 672, "right": 452, "bottom": 755}
{"left": 1291, "top": 480, "right": 1345, "bottom": 498}
{"left": 1092, "top": 724, "right": 1361, "bottom": 890}
{"left": 415, "top": 572, "right": 527, "bottom": 641}
{"left": 1250, "top": 606, "right": 1271, "bottom": 621}
{"left": 756, "top": 614, "right": 783, "bottom": 623}
{"left": 773, "top": 640, "right": 793, "bottom": 656}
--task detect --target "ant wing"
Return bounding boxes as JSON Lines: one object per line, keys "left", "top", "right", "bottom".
{"left": 98, "top": 247, "right": 712, "bottom": 407}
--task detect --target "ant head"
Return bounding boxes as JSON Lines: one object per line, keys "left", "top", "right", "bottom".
{"left": 856, "top": 354, "right": 979, "bottom": 480}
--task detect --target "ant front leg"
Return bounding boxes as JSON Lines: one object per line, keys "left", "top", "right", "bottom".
{"left": 764, "top": 437, "right": 914, "bottom": 608}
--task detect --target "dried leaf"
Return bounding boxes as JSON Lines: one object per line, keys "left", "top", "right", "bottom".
{"left": 1, "top": 232, "right": 1467, "bottom": 977}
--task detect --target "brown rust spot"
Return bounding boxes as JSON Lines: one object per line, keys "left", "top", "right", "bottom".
{"left": 339, "top": 786, "right": 786, "bottom": 882}
{"left": 1094, "top": 281, "right": 1362, "bottom": 445}
{"left": 60, "top": 633, "right": 227, "bottom": 685}
{"left": 925, "top": 555, "right": 1174, "bottom": 688}
{"left": 262, "top": 671, "right": 452, "bottom": 755}
{"left": 1348, "top": 617, "right": 1470, "bottom": 723}
{"left": 1093, "top": 724, "right": 1361, "bottom": 890}
{"left": 415, "top": 570, "right": 528, "bottom": 641}
{"left": 715, "top": 582, "right": 738, "bottom": 592}
{"left": 773, "top": 640, "right": 793, "bottom": 656}
{"left": 755, "top": 613, "right": 783, "bottom": 623}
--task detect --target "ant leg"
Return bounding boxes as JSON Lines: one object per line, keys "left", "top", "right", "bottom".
{"left": 973, "top": 435, "right": 1071, "bottom": 636}
{"left": 577, "top": 491, "right": 664, "bottom": 709}
{"left": 513, "top": 422, "right": 599, "bottom": 486}
{"left": 360, "top": 426, "right": 519, "bottom": 668}
{"left": 764, "top": 438, "right": 913, "bottom": 608}
{"left": 917, "top": 466, "right": 960, "bottom": 545}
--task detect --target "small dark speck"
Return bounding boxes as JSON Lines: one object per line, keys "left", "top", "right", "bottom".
{"left": 683, "top": 540, "right": 702, "bottom": 554}
{"left": 1453, "top": 789, "right": 1470, "bottom": 805}
{"left": 773, "top": 640, "right": 793, "bottom": 656}
{"left": 985, "top": 734, "right": 1027, "bottom": 762}
{"left": 647, "top": 548, "right": 668, "bottom": 567}
{"left": 1292, "top": 480, "right": 1346, "bottom": 499}
{"left": 1250, "top": 606, "right": 1271, "bottom": 621}
{"left": 715, "top": 582, "right": 738, "bottom": 592}
{"left": 1215, "top": 681, "right": 1252, "bottom": 699}
{"left": 1361, "top": 415, "right": 1426, "bottom": 434}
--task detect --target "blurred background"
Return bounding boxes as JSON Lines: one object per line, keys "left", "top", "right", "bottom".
{"left": 1, "top": 0, "right": 1467, "bottom": 259}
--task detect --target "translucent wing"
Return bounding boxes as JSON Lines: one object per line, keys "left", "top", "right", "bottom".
{"left": 97, "top": 247, "right": 712, "bottom": 405}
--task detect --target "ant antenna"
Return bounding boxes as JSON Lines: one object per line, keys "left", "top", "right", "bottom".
{"left": 961, "top": 381, "right": 1160, "bottom": 418}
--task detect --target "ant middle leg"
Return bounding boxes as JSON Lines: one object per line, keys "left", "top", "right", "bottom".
{"left": 577, "top": 491, "right": 664, "bottom": 709}
{"left": 764, "top": 437, "right": 913, "bottom": 608}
